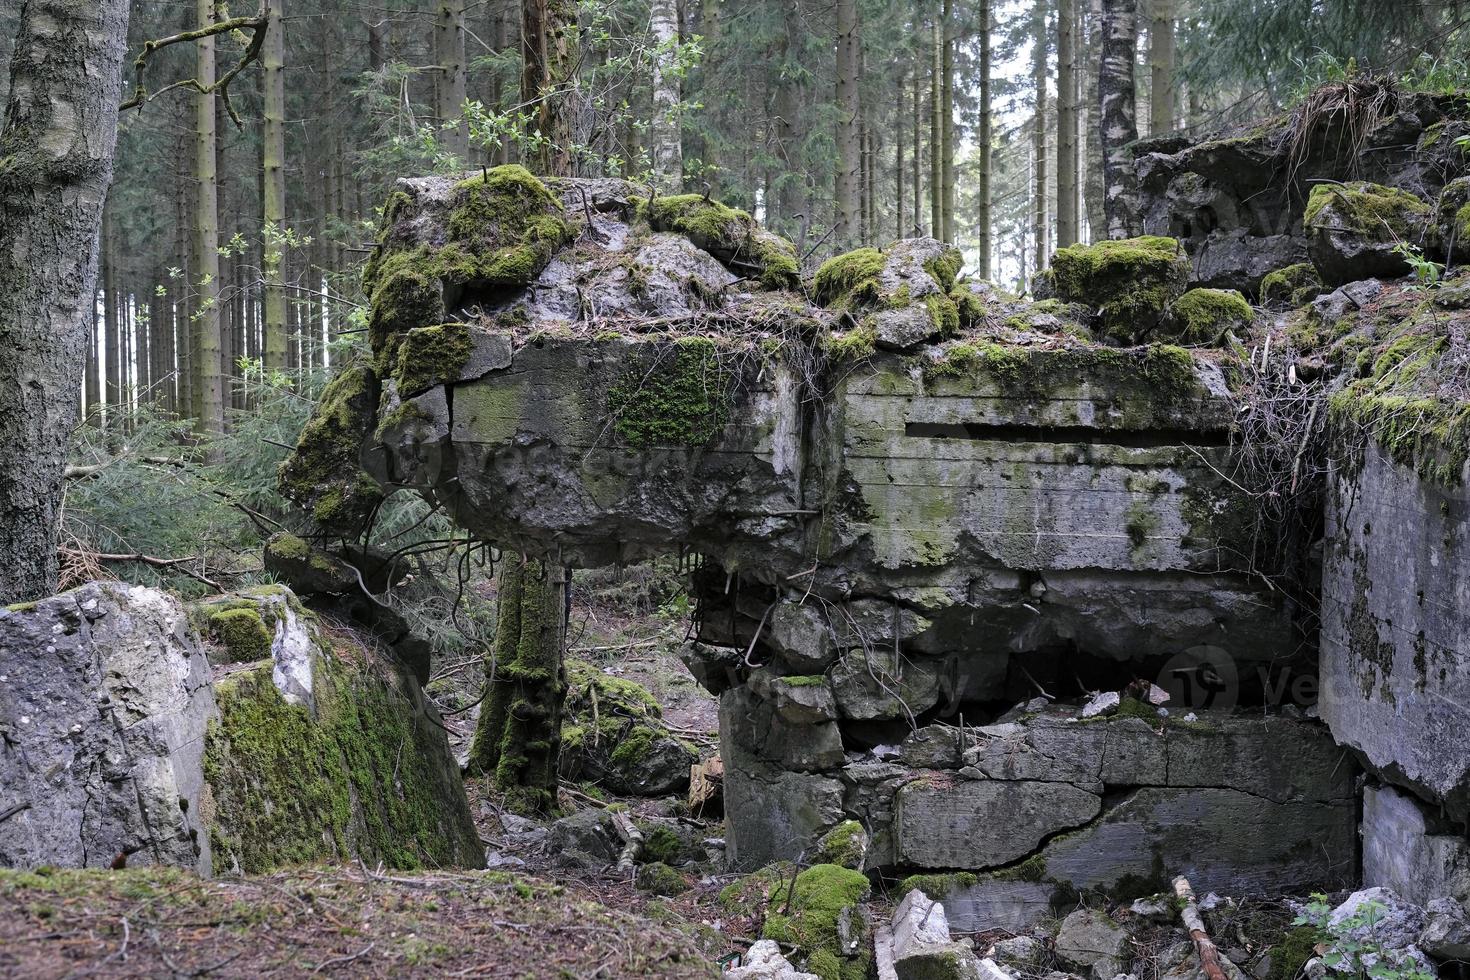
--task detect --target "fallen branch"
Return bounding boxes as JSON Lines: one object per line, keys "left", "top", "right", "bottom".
{"left": 610, "top": 811, "right": 643, "bottom": 876}
{"left": 1174, "top": 875, "right": 1229, "bottom": 980}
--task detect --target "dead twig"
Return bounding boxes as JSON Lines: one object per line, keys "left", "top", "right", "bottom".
{"left": 1174, "top": 876, "right": 1229, "bottom": 980}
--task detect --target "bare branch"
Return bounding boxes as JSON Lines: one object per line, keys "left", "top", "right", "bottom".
{"left": 119, "top": 11, "right": 271, "bottom": 128}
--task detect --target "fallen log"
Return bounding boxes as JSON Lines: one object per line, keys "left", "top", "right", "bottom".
{"left": 1173, "top": 875, "right": 1229, "bottom": 980}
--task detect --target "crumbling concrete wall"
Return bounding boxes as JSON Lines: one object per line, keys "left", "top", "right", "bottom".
{"left": 303, "top": 167, "right": 1351, "bottom": 912}
{"left": 1320, "top": 437, "right": 1470, "bottom": 905}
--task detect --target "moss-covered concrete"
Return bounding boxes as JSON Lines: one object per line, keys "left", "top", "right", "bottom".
{"left": 1260, "top": 263, "right": 1323, "bottom": 307}
{"left": 605, "top": 336, "right": 733, "bottom": 448}
{"left": 1167, "top": 288, "right": 1254, "bottom": 345}
{"left": 644, "top": 194, "right": 800, "bottom": 289}
{"left": 1036, "top": 236, "right": 1191, "bottom": 343}
{"left": 276, "top": 357, "right": 383, "bottom": 534}
{"left": 393, "top": 322, "right": 473, "bottom": 397}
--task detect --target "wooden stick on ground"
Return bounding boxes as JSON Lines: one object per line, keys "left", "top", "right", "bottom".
{"left": 1173, "top": 876, "right": 1229, "bottom": 980}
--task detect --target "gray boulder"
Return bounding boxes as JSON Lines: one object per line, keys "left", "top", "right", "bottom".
{"left": 548, "top": 809, "right": 623, "bottom": 868}
{"left": 1055, "top": 909, "right": 1129, "bottom": 980}
{"left": 727, "top": 940, "right": 820, "bottom": 980}
{"left": 0, "top": 583, "right": 217, "bottom": 875}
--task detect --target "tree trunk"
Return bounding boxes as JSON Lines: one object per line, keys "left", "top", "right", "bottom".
{"left": 193, "top": 0, "right": 223, "bottom": 433}
{"left": 834, "top": 0, "right": 860, "bottom": 246}
{"left": 911, "top": 51, "right": 922, "bottom": 237}
{"left": 1099, "top": 0, "right": 1140, "bottom": 239}
{"left": 896, "top": 65, "right": 906, "bottom": 240}
{"left": 262, "top": 0, "right": 287, "bottom": 373}
{"left": 468, "top": 554, "right": 569, "bottom": 814}
{"left": 521, "top": 0, "right": 577, "bottom": 177}
{"left": 0, "top": 0, "right": 129, "bottom": 603}
{"left": 1149, "top": 0, "right": 1176, "bottom": 134}
{"left": 1083, "top": 0, "right": 1105, "bottom": 240}
{"left": 940, "top": 0, "right": 955, "bottom": 243}
{"left": 1032, "top": 0, "right": 1049, "bottom": 273}
{"left": 929, "top": 15, "right": 942, "bottom": 241}
{"left": 976, "top": 0, "right": 993, "bottom": 276}
{"left": 437, "top": 0, "right": 469, "bottom": 160}
{"left": 1057, "top": 0, "right": 1080, "bottom": 247}
{"left": 102, "top": 209, "right": 121, "bottom": 421}
{"left": 772, "top": 0, "right": 803, "bottom": 239}
{"left": 649, "top": 0, "right": 682, "bottom": 190}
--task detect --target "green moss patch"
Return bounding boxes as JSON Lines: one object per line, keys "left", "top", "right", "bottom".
{"left": 923, "top": 342, "right": 1203, "bottom": 408}
{"left": 1167, "top": 288, "right": 1254, "bottom": 345}
{"left": 897, "top": 872, "right": 978, "bottom": 899}
{"left": 813, "top": 248, "right": 887, "bottom": 307}
{"left": 1038, "top": 236, "right": 1191, "bottom": 343}
{"left": 635, "top": 862, "right": 689, "bottom": 896}
{"left": 204, "top": 635, "right": 481, "bottom": 874}
{"left": 208, "top": 608, "right": 273, "bottom": 663}
{"left": 605, "top": 336, "right": 734, "bottom": 448}
{"left": 812, "top": 820, "right": 867, "bottom": 870}
{"left": 1304, "top": 181, "right": 1431, "bottom": 240}
{"left": 393, "top": 322, "right": 473, "bottom": 397}
{"left": 762, "top": 864, "right": 872, "bottom": 980}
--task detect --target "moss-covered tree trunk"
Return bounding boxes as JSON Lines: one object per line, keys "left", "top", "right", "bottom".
{"left": 469, "top": 553, "right": 568, "bottom": 813}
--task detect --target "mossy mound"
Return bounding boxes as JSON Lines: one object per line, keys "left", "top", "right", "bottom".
{"left": 645, "top": 194, "right": 800, "bottom": 289}
{"left": 363, "top": 166, "right": 571, "bottom": 371}
{"left": 1327, "top": 316, "right": 1470, "bottom": 486}
{"left": 604, "top": 336, "right": 735, "bottom": 448}
{"left": 923, "top": 342, "right": 1205, "bottom": 412}
{"left": 635, "top": 861, "right": 689, "bottom": 896}
{"left": 276, "top": 358, "right": 383, "bottom": 535}
{"left": 761, "top": 863, "right": 872, "bottom": 980}
{"left": 813, "top": 248, "right": 886, "bottom": 307}
{"left": 559, "top": 659, "right": 698, "bottom": 796}
{"left": 897, "top": 871, "right": 979, "bottom": 899}
{"left": 201, "top": 600, "right": 481, "bottom": 874}
{"left": 207, "top": 608, "right": 274, "bottom": 664}
{"left": 1036, "top": 236, "right": 1192, "bottom": 344}
{"left": 1260, "top": 263, "right": 1324, "bottom": 308}
{"left": 1165, "top": 288, "right": 1254, "bottom": 345}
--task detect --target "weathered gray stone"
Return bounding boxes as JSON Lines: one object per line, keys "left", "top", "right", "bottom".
{"left": 933, "top": 878, "right": 1063, "bottom": 934}
{"left": 750, "top": 669, "right": 838, "bottom": 724}
{"left": 721, "top": 737, "right": 845, "bottom": 871}
{"left": 0, "top": 584, "right": 216, "bottom": 874}
{"left": 1040, "top": 787, "right": 1356, "bottom": 898}
{"left": 1327, "top": 888, "right": 1436, "bottom": 976}
{"left": 1055, "top": 909, "right": 1129, "bottom": 980}
{"left": 1362, "top": 775, "right": 1470, "bottom": 910}
{"left": 901, "top": 725, "right": 965, "bottom": 769}
{"left": 1305, "top": 182, "right": 1431, "bottom": 285}
{"left": 548, "top": 809, "right": 623, "bottom": 868}
{"left": 895, "top": 779, "right": 1102, "bottom": 869}
{"left": 1421, "top": 898, "right": 1470, "bottom": 961}
{"left": 766, "top": 602, "right": 839, "bottom": 673}
{"left": 873, "top": 305, "right": 944, "bottom": 352}
{"left": 988, "top": 936, "right": 1043, "bottom": 970}
{"left": 727, "top": 939, "right": 820, "bottom": 980}
{"left": 831, "top": 647, "right": 942, "bottom": 721}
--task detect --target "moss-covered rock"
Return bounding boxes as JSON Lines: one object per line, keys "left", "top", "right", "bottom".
{"left": 1304, "top": 181, "right": 1432, "bottom": 285}
{"left": 814, "top": 248, "right": 887, "bottom": 307}
{"left": 645, "top": 194, "right": 801, "bottom": 289}
{"left": 558, "top": 659, "right": 698, "bottom": 796}
{"left": 761, "top": 863, "right": 872, "bottom": 980}
{"left": 363, "top": 166, "right": 571, "bottom": 372}
{"left": 1035, "top": 236, "right": 1192, "bottom": 344}
{"left": 1165, "top": 288, "right": 1254, "bottom": 345}
{"left": 276, "top": 358, "right": 383, "bottom": 535}
{"left": 813, "top": 240, "right": 965, "bottom": 351}
{"left": 1260, "top": 263, "right": 1324, "bottom": 308}
{"left": 200, "top": 594, "right": 481, "bottom": 874}
{"left": 812, "top": 820, "right": 869, "bottom": 870}
{"left": 635, "top": 861, "right": 689, "bottom": 896}
{"left": 207, "top": 608, "right": 273, "bottom": 664}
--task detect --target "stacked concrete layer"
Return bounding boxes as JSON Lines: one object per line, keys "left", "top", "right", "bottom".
{"left": 1321, "top": 440, "right": 1470, "bottom": 904}
{"left": 722, "top": 699, "right": 1356, "bottom": 922}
